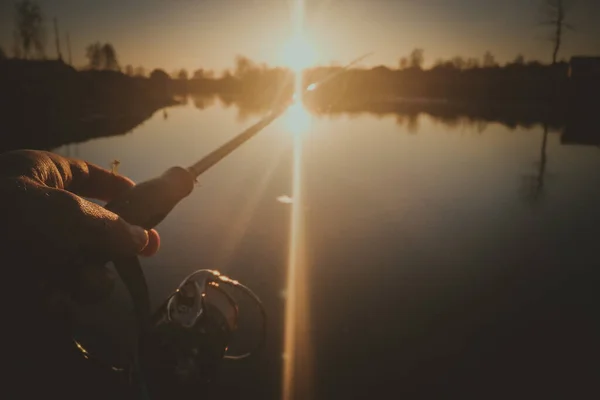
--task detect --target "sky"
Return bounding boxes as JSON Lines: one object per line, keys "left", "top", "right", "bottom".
{"left": 1, "top": 0, "right": 599, "bottom": 72}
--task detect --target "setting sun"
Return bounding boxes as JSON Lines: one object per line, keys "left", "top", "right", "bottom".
{"left": 281, "top": 35, "right": 317, "bottom": 72}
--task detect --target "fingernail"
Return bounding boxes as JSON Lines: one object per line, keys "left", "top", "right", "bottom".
{"left": 129, "top": 225, "right": 149, "bottom": 251}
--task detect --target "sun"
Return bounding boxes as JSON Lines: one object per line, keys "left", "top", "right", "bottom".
{"left": 281, "top": 34, "right": 317, "bottom": 72}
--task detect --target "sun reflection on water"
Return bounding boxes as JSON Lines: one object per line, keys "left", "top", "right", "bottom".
{"left": 284, "top": 101, "right": 312, "bottom": 135}
{"left": 281, "top": 3, "right": 313, "bottom": 399}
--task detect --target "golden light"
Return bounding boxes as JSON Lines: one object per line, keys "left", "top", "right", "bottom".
{"left": 284, "top": 101, "right": 312, "bottom": 135}
{"left": 281, "top": 3, "right": 314, "bottom": 399}
{"left": 281, "top": 34, "right": 317, "bottom": 72}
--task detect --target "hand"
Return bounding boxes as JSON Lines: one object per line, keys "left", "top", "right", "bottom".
{"left": 0, "top": 149, "right": 160, "bottom": 303}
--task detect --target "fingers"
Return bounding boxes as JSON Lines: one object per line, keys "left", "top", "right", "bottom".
{"left": 65, "top": 158, "right": 135, "bottom": 202}
{"left": 33, "top": 185, "right": 151, "bottom": 258}
{"left": 0, "top": 150, "right": 135, "bottom": 202}
{"left": 140, "top": 229, "right": 161, "bottom": 257}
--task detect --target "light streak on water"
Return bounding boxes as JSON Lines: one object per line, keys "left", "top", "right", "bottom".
{"left": 282, "top": 1, "right": 313, "bottom": 399}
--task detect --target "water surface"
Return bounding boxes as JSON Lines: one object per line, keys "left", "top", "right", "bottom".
{"left": 55, "top": 100, "right": 600, "bottom": 399}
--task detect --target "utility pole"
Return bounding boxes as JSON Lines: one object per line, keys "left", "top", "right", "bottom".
{"left": 53, "top": 17, "right": 63, "bottom": 61}
{"left": 66, "top": 32, "right": 72, "bottom": 65}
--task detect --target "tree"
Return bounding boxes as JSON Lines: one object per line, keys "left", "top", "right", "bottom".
{"left": 465, "top": 57, "right": 480, "bottom": 69}
{"left": 541, "top": 0, "right": 573, "bottom": 65}
{"left": 134, "top": 66, "right": 146, "bottom": 77}
{"left": 193, "top": 68, "right": 205, "bottom": 79}
{"left": 177, "top": 69, "right": 188, "bottom": 80}
{"left": 483, "top": 51, "right": 496, "bottom": 67}
{"left": 513, "top": 54, "right": 525, "bottom": 65}
{"left": 85, "top": 42, "right": 120, "bottom": 70}
{"left": 13, "top": 0, "right": 46, "bottom": 59}
{"left": 124, "top": 65, "right": 134, "bottom": 76}
{"left": 451, "top": 56, "right": 466, "bottom": 70}
{"left": 398, "top": 57, "right": 408, "bottom": 70}
{"left": 409, "top": 48, "right": 424, "bottom": 69}
{"left": 102, "top": 43, "right": 119, "bottom": 71}
{"left": 85, "top": 42, "right": 103, "bottom": 69}
{"left": 234, "top": 55, "right": 255, "bottom": 79}
{"left": 221, "top": 69, "right": 233, "bottom": 79}
{"left": 150, "top": 68, "right": 169, "bottom": 81}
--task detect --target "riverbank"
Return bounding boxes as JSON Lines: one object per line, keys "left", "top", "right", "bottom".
{"left": 1, "top": 59, "right": 597, "bottom": 152}
{"left": 0, "top": 59, "right": 178, "bottom": 152}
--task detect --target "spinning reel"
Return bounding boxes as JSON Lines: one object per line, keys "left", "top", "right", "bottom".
{"left": 72, "top": 269, "right": 265, "bottom": 399}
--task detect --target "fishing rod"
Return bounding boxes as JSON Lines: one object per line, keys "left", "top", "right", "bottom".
{"left": 72, "top": 52, "right": 373, "bottom": 397}
{"left": 107, "top": 52, "right": 374, "bottom": 324}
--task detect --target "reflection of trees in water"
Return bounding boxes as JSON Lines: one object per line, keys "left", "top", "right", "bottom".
{"left": 395, "top": 114, "right": 420, "bottom": 134}
{"left": 190, "top": 93, "right": 216, "bottom": 111}
{"left": 186, "top": 92, "right": 574, "bottom": 136}
{"left": 521, "top": 124, "right": 550, "bottom": 206}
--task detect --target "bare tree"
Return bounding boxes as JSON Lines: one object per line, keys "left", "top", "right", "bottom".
{"left": 541, "top": 0, "right": 573, "bottom": 65}
{"left": 13, "top": 0, "right": 46, "bottom": 59}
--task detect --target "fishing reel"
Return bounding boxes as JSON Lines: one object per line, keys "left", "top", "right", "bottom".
{"left": 139, "top": 270, "right": 266, "bottom": 396}
{"left": 72, "top": 269, "right": 265, "bottom": 399}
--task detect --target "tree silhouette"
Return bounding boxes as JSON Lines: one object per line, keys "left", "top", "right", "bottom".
{"left": 134, "top": 66, "right": 146, "bottom": 77}
{"left": 124, "top": 64, "right": 134, "bottom": 76}
{"left": 451, "top": 56, "right": 466, "bottom": 70}
{"left": 177, "top": 69, "right": 189, "bottom": 80}
{"left": 150, "top": 68, "right": 169, "bottom": 81}
{"left": 234, "top": 55, "right": 255, "bottom": 79}
{"left": 399, "top": 57, "right": 408, "bottom": 70}
{"left": 13, "top": 0, "right": 46, "bottom": 59}
{"left": 465, "top": 57, "right": 480, "bottom": 69}
{"left": 483, "top": 51, "right": 496, "bottom": 67}
{"left": 193, "top": 68, "right": 215, "bottom": 79}
{"left": 541, "top": 0, "right": 573, "bottom": 65}
{"left": 102, "top": 43, "right": 119, "bottom": 71}
{"left": 85, "top": 42, "right": 120, "bottom": 70}
{"left": 85, "top": 42, "right": 103, "bottom": 69}
{"left": 409, "top": 48, "right": 424, "bottom": 69}
{"left": 513, "top": 54, "right": 525, "bottom": 65}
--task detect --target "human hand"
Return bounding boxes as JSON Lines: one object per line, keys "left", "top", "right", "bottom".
{"left": 0, "top": 149, "right": 160, "bottom": 302}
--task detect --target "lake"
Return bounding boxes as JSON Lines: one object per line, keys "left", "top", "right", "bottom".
{"left": 54, "top": 98, "right": 600, "bottom": 399}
